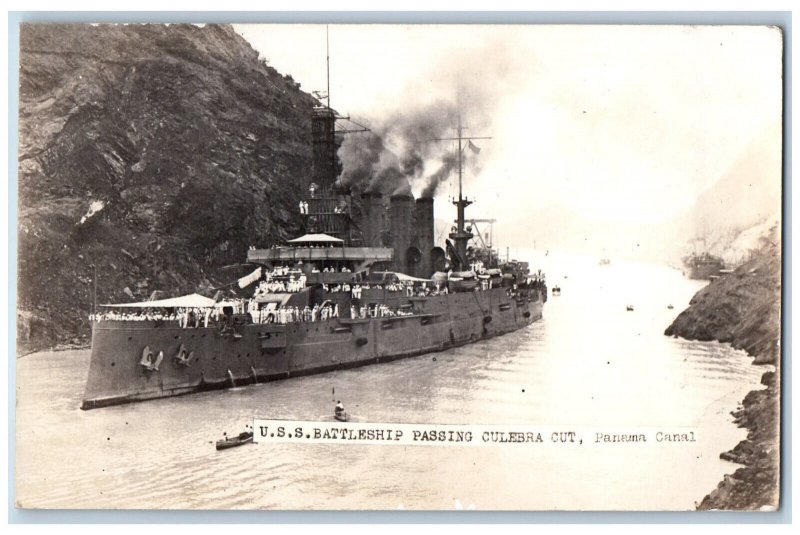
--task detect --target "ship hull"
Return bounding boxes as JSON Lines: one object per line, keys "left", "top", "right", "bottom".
{"left": 687, "top": 265, "right": 722, "bottom": 280}
{"left": 81, "top": 288, "right": 543, "bottom": 410}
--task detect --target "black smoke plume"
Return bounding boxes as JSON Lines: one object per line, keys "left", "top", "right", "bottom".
{"left": 337, "top": 99, "right": 462, "bottom": 197}
{"left": 335, "top": 34, "right": 522, "bottom": 198}
{"left": 420, "top": 153, "right": 457, "bottom": 198}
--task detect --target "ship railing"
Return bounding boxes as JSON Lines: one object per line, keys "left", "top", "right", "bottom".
{"left": 305, "top": 272, "right": 359, "bottom": 284}
{"left": 248, "top": 246, "right": 393, "bottom": 263}
{"left": 90, "top": 317, "right": 222, "bottom": 328}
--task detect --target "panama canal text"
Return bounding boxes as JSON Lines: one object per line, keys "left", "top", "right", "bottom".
{"left": 252, "top": 420, "right": 696, "bottom": 447}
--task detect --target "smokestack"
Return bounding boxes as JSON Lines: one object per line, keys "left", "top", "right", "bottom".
{"left": 415, "top": 198, "right": 434, "bottom": 277}
{"left": 312, "top": 107, "right": 337, "bottom": 189}
{"left": 390, "top": 194, "right": 414, "bottom": 273}
{"left": 360, "top": 192, "right": 386, "bottom": 247}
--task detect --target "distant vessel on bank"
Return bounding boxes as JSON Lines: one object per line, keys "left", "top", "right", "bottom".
{"left": 682, "top": 252, "right": 726, "bottom": 280}
{"left": 681, "top": 233, "right": 726, "bottom": 280}
{"left": 81, "top": 96, "right": 547, "bottom": 409}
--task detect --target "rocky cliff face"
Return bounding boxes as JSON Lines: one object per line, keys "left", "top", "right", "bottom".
{"left": 17, "top": 23, "right": 319, "bottom": 353}
{"left": 697, "top": 370, "right": 780, "bottom": 510}
{"left": 665, "top": 234, "right": 781, "bottom": 510}
{"left": 665, "top": 231, "right": 781, "bottom": 365}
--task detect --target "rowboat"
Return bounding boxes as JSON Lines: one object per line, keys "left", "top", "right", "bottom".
{"left": 216, "top": 431, "right": 254, "bottom": 450}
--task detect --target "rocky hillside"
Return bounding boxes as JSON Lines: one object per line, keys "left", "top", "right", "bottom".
{"left": 665, "top": 233, "right": 781, "bottom": 510}
{"left": 17, "top": 24, "right": 319, "bottom": 354}
{"left": 665, "top": 229, "right": 781, "bottom": 365}
{"left": 697, "top": 370, "right": 780, "bottom": 510}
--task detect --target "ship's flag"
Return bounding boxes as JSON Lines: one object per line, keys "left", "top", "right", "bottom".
{"left": 237, "top": 267, "right": 262, "bottom": 289}
{"left": 467, "top": 140, "right": 481, "bottom": 154}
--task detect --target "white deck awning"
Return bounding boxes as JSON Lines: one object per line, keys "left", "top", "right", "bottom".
{"left": 287, "top": 233, "right": 344, "bottom": 244}
{"left": 372, "top": 271, "right": 431, "bottom": 283}
{"left": 100, "top": 293, "right": 215, "bottom": 308}
{"left": 394, "top": 272, "right": 431, "bottom": 282}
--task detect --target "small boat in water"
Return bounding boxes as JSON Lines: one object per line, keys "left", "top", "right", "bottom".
{"left": 626, "top": 305, "right": 634, "bottom": 312}
{"left": 216, "top": 430, "right": 254, "bottom": 450}
{"left": 552, "top": 286, "right": 561, "bottom": 296}
{"left": 334, "top": 400, "right": 349, "bottom": 422}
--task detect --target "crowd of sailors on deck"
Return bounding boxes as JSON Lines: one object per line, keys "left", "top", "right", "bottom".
{"left": 350, "top": 303, "right": 414, "bottom": 320}
{"left": 90, "top": 298, "right": 421, "bottom": 326}
{"left": 253, "top": 276, "right": 307, "bottom": 296}
{"left": 89, "top": 307, "right": 218, "bottom": 327}
{"left": 251, "top": 268, "right": 443, "bottom": 298}
{"left": 251, "top": 266, "right": 353, "bottom": 296}
{"left": 270, "top": 266, "right": 293, "bottom": 276}
{"left": 312, "top": 266, "right": 352, "bottom": 272}
{"left": 258, "top": 303, "right": 340, "bottom": 324}
{"left": 91, "top": 261, "right": 548, "bottom": 325}
{"left": 328, "top": 282, "right": 448, "bottom": 296}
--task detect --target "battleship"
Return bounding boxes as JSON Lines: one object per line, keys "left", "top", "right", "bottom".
{"left": 80, "top": 100, "right": 547, "bottom": 410}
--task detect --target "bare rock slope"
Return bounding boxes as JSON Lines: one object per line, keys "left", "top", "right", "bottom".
{"left": 665, "top": 237, "right": 781, "bottom": 510}
{"left": 665, "top": 236, "right": 780, "bottom": 365}
{"left": 18, "top": 24, "right": 318, "bottom": 353}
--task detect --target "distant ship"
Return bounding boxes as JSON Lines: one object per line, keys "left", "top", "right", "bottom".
{"left": 80, "top": 101, "right": 547, "bottom": 410}
{"left": 598, "top": 258, "right": 611, "bottom": 266}
{"left": 682, "top": 252, "right": 726, "bottom": 280}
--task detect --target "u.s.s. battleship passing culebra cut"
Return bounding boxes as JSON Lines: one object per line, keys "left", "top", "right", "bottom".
{"left": 80, "top": 80, "right": 548, "bottom": 410}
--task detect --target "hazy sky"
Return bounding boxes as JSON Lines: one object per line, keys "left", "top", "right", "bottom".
{"left": 234, "top": 24, "right": 782, "bottom": 251}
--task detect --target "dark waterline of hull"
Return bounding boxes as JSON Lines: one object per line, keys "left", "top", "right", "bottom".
{"left": 81, "top": 326, "right": 532, "bottom": 410}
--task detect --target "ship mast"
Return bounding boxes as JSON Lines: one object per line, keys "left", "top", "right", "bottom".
{"left": 326, "top": 25, "right": 330, "bottom": 110}
{"left": 307, "top": 26, "right": 370, "bottom": 241}
{"left": 437, "top": 112, "right": 491, "bottom": 271}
